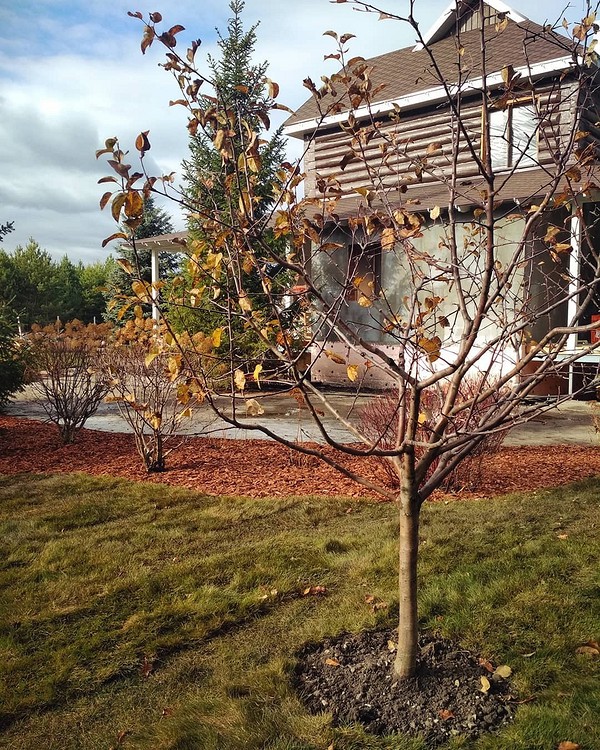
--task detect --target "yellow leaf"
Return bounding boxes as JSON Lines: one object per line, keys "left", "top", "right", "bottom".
{"left": 381, "top": 227, "right": 396, "bottom": 251}
{"left": 430, "top": 205, "right": 441, "bottom": 220}
{"left": 239, "top": 292, "right": 253, "bottom": 312}
{"left": 149, "top": 414, "right": 161, "bottom": 430}
{"left": 234, "top": 369, "right": 246, "bottom": 391}
{"left": 179, "top": 407, "right": 192, "bottom": 420}
{"left": 212, "top": 328, "right": 223, "bottom": 348}
{"left": 145, "top": 350, "right": 159, "bottom": 368}
{"left": 418, "top": 412, "right": 427, "bottom": 425}
{"left": 253, "top": 364, "right": 263, "bottom": 383}
{"left": 116, "top": 258, "right": 134, "bottom": 275}
{"left": 358, "top": 295, "right": 372, "bottom": 307}
{"left": 245, "top": 398, "right": 264, "bottom": 417}
{"left": 347, "top": 364, "right": 359, "bottom": 382}
{"left": 480, "top": 676, "right": 491, "bottom": 694}
{"left": 493, "top": 664, "right": 512, "bottom": 678}
{"left": 325, "top": 658, "right": 340, "bottom": 667}
{"left": 558, "top": 743, "right": 581, "bottom": 750}
{"left": 418, "top": 335, "right": 442, "bottom": 363}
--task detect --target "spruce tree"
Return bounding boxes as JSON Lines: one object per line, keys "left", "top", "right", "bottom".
{"left": 177, "top": 0, "right": 289, "bottom": 355}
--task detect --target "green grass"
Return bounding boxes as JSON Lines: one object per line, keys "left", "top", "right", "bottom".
{"left": 0, "top": 472, "right": 599, "bottom": 749}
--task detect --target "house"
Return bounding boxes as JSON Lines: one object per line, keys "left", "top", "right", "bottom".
{"left": 282, "top": 0, "right": 600, "bottom": 393}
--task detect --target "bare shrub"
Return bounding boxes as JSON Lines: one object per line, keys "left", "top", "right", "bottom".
{"left": 103, "top": 319, "right": 199, "bottom": 472}
{"left": 27, "top": 321, "right": 112, "bottom": 444}
{"left": 360, "top": 378, "right": 508, "bottom": 491}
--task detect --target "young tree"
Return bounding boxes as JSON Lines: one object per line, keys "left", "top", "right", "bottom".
{"left": 103, "top": 318, "right": 209, "bottom": 471}
{"left": 99, "top": 1, "right": 600, "bottom": 685}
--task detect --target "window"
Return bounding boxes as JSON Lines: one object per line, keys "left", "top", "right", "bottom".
{"left": 489, "top": 103, "right": 538, "bottom": 171}
{"left": 346, "top": 243, "right": 381, "bottom": 302}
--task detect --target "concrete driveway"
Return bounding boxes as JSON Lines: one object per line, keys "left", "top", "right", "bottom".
{"left": 4, "top": 386, "right": 597, "bottom": 447}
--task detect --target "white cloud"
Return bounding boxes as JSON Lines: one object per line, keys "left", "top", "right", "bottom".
{"left": 0, "top": 0, "right": 589, "bottom": 263}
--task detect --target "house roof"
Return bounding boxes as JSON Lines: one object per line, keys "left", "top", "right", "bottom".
{"left": 308, "top": 164, "right": 600, "bottom": 220}
{"left": 284, "top": 10, "right": 573, "bottom": 135}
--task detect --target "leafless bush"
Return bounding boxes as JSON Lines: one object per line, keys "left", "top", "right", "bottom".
{"left": 103, "top": 321, "right": 196, "bottom": 472}
{"left": 359, "top": 378, "right": 508, "bottom": 491}
{"left": 27, "top": 321, "right": 112, "bottom": 444}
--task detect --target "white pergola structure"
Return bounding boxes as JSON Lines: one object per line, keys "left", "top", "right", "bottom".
{"left": 128, "top": 232, "right": 188, "bottom": 322}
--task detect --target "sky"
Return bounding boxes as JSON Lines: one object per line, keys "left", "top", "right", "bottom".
{"left": 0, "top": 0, "right": 591, "bottom": 265}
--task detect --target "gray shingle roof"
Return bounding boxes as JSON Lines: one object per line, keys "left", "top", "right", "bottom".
{"left": 285, "top": 19, "right": 573, "bottom": 128}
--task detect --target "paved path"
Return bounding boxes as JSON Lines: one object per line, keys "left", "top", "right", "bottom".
{"left": 4, "top": 387, "right": 597, "bottom": 447}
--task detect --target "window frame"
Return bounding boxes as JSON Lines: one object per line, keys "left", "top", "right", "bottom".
{"left": 483, "top": 97, "right": 540, "bottom": 172}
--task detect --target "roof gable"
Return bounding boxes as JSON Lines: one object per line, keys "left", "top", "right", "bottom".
{"left": 285, "top": 4, "right": 573, "bottom": 135}
{"left": 418, "top": 0, "right": 526, "bottom": 48}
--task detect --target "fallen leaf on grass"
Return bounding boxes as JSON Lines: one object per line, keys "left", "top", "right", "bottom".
{"left": 302, "top": 585, "right": 327, "bottom": 597}
{"left": 558, "top": 742, "right": 580, "bottom": 750}
{"left": 141, "top": 655, "right": 153, "bottom": 678}
{"left": 109, "top": 730, "right": 132, "bottom": 749}
{"left": 364, "top": 594, "right": 388, "bottom": 611}
{"left": 161, "top": 707, "right": 174, "bottom": 717}
{"left": 575, "top": 642, "right": 600, "bottom": 656}
{"left": 557, "top": 533, "right": 569, "bottom": 540}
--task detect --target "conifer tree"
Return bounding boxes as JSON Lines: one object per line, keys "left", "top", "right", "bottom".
{"left": 176, "top": 0, "right": 289, "bottom": 355}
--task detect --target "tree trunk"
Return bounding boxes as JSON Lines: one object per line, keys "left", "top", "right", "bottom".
{"left": 393, "top": 481, "right": 420, "bottom": 679}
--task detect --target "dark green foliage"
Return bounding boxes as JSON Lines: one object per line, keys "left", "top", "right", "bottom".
{"left": 0, "top": 312, "right": 26, "bottom": 407}
{"left": 0, "top": 240, "right": 113, "bottom": 328}
{"left": 0, "top": 221, "right": 14, "bottom": 242}
{"left": 176, "top": 0, "right": 290, "bottom": 350}
{"left": 76, "top": 257, "right": 116, "bottom": 324}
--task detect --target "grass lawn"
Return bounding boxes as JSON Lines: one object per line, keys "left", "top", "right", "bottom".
{"left": 0, "top": 471, "right": 599, "bottom": 750}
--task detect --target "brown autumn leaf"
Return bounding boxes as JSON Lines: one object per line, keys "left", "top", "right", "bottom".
{"left": 426, "top": 141, "right": 443, "bottom": 154}
{"left": 141, "top": 655, "right": 153, "bottom": 678}
{"left": 478, "top": 658, "right": 495, "bottom": 673}
{"left": 325, "top": 657, "right": 341, "bottom": 667}
{"left": 325, "top": 350, "right": 346, "bottom": 365}
{"left": 135, "top": 130, "right": 151, "bottom": 155}
{"left": 439, "top": 709, "right": 455, "bottom": 720}
{"left": 557, "top": 742, "right": 581, "bottom": 750}
{"left": 102, "top": 232, "right": 128, "bottom": 249}
{"left": 575, "top": 641, "right": 600, "bottom": 656}
{"left": 302, "top": 585, "right": 327, "bottom": 597}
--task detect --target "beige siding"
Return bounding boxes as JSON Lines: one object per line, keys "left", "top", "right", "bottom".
{"left": 306, "top": 84, "right": 569, "bottom": 200}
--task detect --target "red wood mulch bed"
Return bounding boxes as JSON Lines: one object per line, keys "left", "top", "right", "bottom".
{"left": 1, "top": 415, "right": 599, "bottom": 500}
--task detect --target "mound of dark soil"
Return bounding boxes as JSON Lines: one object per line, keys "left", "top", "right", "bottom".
{"left": 294, "top": 629, "right": 515, "bottom": 746}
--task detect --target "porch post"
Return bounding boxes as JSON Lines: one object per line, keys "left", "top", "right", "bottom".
{"left": 567, "top": 203, "right": 582, "bottom": 393}
{"left": 151, "top": 244, "right": 160, "bottom": 324}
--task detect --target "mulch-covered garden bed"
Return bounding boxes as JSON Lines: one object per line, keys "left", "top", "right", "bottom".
{"left": 1, "top": 415, "right": 600, "bottom": 499}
